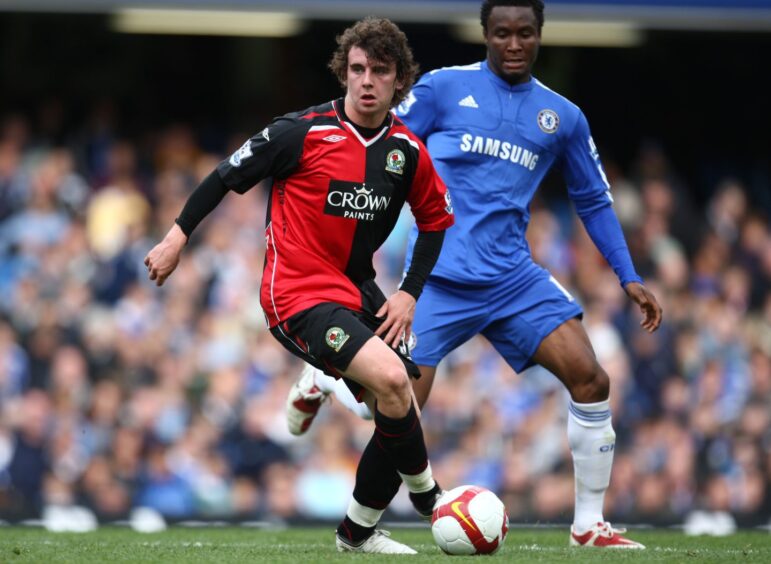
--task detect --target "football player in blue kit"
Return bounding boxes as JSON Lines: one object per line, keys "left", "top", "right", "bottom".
{"left": 286, "top": 0, "right": 662, "bottom": 549}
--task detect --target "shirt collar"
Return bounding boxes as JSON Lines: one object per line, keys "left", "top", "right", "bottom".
{"left": 481, "top": 60, "right": 536, "bottom": 93}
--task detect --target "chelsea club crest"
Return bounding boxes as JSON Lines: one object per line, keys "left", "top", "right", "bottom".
{"left": 537, "top": 109, "right": 559, "bottom": 134}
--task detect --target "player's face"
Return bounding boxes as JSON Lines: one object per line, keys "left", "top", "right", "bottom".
{"left": 344, "top": 46, "right": 403, "bottom": 128}
{"left": 484, "top": 6, "right": 541, "bottom": 85}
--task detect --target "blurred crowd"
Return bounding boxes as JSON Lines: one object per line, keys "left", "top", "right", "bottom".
{"left": 0, "top": 104, "right": 769, "bottom": 528}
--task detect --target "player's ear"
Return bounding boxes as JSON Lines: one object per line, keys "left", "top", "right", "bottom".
{"left": 393, "top": 81, "right": 406, "bottom": 106}
{"left": 482, "top": 24, "right": 489, "bottom": 44}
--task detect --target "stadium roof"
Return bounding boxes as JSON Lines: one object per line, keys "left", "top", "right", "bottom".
{"left": 1, "top": 0, "right": 771, "bottom": 29}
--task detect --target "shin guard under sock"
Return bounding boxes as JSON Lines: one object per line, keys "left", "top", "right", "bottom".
{"left": 373, "top": 401, "right": 430, "bottom": 476}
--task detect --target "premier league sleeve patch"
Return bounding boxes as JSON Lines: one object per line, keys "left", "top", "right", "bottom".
{"left": 229, "top": 139, "right": 253, "bottom": 167}
{"left": 444, "top": 191, "right": 454, "bottom": 215}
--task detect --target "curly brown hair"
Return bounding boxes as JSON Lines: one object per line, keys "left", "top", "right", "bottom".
{"left": 328, "top": 17, "right": 419, "bottom": 108}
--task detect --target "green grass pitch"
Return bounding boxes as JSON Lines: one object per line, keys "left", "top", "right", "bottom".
{"left": 1, "top": 526, "right": 769, "bottom": 562}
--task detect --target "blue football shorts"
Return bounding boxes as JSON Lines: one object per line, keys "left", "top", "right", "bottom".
{"left": 410, "top": 262, "right": 583, "bottom": 372}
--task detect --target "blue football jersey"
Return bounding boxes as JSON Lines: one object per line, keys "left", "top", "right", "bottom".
{"left": 396, "top": 60, "right": 614, "bottom": 285}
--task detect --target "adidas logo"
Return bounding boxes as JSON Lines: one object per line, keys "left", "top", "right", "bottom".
{"left": 458, "top": 95, "right": 479, "bottom": 108}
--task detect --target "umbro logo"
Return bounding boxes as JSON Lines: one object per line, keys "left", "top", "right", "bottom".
{"left": 323, "top": 134, "right": 346, "bottom": 143}
{"left": 458, "top": 95, "right": 479, "bottom": 108}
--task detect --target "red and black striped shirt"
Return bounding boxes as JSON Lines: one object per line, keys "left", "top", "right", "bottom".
{"left": 217, "top": 99, "right": 454, "bottom": 328}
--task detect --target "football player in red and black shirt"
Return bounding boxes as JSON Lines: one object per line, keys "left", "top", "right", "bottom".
{"left": 145, "top": 17, "right": 453, "bottom": 554}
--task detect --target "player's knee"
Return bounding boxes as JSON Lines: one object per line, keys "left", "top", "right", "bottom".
{"left": 570, "top": 363, "right": 609, "bottom": 403}
{"left": 590, "top": 369, "right": 610, "bottom": 401}
{"left": 377, "top": 365, "right": 411, "bottom": 403}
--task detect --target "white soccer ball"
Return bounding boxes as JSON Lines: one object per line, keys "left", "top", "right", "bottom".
{"left": 431, "top": 485, "right": 509, "bottom": 555}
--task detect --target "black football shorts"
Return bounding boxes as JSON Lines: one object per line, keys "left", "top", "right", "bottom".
{"left": 270, "top": 302, "right": 420, "bottom": 402}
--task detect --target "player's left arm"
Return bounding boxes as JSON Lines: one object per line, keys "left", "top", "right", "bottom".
{"left": 623, "top": 281, "right": 662, "bottom": 332}
{"left": 376, "top": 230, "right": 445, "bottom": 347}
{"left": 563, "top": 112, "right": 662, "bottom": 332}
{"left": 376, "top": 138, "right": 454, "bottom": 347}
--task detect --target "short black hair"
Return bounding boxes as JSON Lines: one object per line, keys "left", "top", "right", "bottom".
{"left": 480, "top": 0, "right": 545, "bottom": 33}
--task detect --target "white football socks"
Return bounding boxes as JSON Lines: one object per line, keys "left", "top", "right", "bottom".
{"left": 310, "top": 364, "right": 335, "bottom": 394}
{"left": 398, "top": 463, "right": 435, "bottom": 494}
{"left": 311, "top": 365, "right": 373, "bottom": 420}
{"left": 346, "top": 497, "right": 384, "bottom": 528}
{"left": 567, "top": 398, "right": 615, "bottom": 534}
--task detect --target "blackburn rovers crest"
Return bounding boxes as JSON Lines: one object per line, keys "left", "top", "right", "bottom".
{"left": 386, "top": 149, "right": 405, "bottom": 174}
{"left": 325, "top": 327, "right": 350, "bottom": 352}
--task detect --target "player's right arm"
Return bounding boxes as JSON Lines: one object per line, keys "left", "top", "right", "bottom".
{"left": 145, "top": 117, "right": 307, "bottom": 286}
{"left": 145, "top": 222, "right": 188, "bottom": 286}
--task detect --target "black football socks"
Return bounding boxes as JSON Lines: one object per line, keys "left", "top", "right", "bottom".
{"left": 409, "top": 481, "right": 443, "bottom": 518}
{"left": 373, "top": 401, "right": 429, "bottom": 475}
{"left": 337, "top": 401, "right": 434, "bottom": 543}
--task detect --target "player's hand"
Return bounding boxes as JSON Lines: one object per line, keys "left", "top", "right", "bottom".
{"left": 375, "top": 290, "right": 416, "bottom": 349}
{"left": 144, "top": 223, "right": 187, "bottom": 287}
{"left": 624, "top": 281, "right": 662, "bottom": 333}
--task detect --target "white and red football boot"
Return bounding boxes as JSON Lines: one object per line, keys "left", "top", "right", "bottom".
{"left": 285, "top": 364, "right": 330, "bottom": 436}
{"left": 570, "top": 522, "right": 645, "bottom": 549}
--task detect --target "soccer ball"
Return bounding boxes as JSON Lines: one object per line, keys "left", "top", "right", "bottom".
{"left": 431, "top": 485, "right": 508, "bottom": 555}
